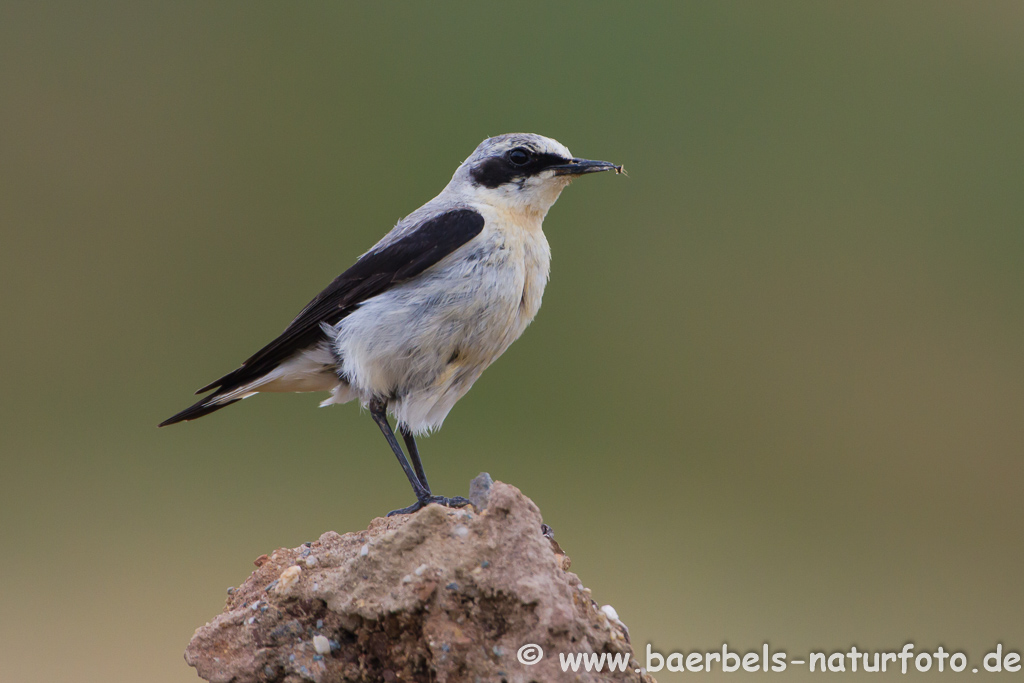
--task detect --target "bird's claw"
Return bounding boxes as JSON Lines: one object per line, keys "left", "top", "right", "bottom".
{"left": 387, "top": 495, "right": 471, "bottom": 517}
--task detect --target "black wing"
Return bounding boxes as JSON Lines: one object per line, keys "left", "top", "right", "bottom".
{"left": 159, "top": 208, "right": 485, "bottom": 426}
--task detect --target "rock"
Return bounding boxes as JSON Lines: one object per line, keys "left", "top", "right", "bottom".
{"left": 184, "top": 480, "right": 655, "bottom": 683}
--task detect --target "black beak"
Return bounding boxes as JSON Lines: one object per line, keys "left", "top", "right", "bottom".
{"left": 550, "top": 158, "right": 623, "bottom": 176}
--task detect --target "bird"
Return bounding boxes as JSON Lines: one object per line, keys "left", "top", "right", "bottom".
{"left": 160, "top": 133, "right": 622, "bottom": 515}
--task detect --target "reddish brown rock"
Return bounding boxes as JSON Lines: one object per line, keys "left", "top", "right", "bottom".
{"left": 185, "top": 479, "right": 655, "bottom": 683}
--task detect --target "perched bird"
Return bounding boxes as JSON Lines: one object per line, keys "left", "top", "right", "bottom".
{"left": 160, "top": 133, "right": 621, "bottom": 515}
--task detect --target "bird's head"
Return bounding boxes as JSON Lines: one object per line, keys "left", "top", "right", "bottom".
{"left": 447, "top": 133, "right": 621, "bottom": 217}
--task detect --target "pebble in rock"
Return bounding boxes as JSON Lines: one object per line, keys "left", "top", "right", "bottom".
{"left": 313, "top": 635, "right": 331, "bottom": 656}
{"left": 274, "top": 565, "right": 302, "bottom": 594}
{"left": 468, "top": 472, "right": 493, "bottom": 510}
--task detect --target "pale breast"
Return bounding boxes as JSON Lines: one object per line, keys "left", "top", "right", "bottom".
{"left": 471, "top": 205, "right": 552, "bottom": 355}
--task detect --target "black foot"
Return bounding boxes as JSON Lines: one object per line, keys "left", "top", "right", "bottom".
{"left": 387, "top": 495, "right": 471, "bottom": 517}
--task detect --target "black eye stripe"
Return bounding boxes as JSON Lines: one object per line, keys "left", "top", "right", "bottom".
{"left": 470, "top": 151, "right": 571, "bottom": 188}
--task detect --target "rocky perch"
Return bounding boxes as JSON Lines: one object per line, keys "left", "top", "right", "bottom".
{"left": 186, "top": 476, "right": 655, "bottom": 683}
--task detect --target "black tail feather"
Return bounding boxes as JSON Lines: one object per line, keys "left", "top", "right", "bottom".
{"left": 195, "top": 369, "right": 236, "bottom": 395}
{"left": 158, "top": 395, "right": 242, "bottom": 427}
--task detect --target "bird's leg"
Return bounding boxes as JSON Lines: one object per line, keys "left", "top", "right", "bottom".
{"left": 399, "top": 425, "right": 431, "bottom": 495}
{"left": 368, "top": 397, "right": 468, "bottom": 516}
{"left": 368, "top": 399, "right": 469, "bottom": 516}
{"left": 399, "top": 427, "right": 469, "bottom": 511}
{"left": 368, "top": 398, "right": 429, "bottom": 501}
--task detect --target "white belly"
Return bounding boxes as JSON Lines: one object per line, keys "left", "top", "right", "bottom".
{"left": 324, "top": 216, "right": 551, "bottom": 433}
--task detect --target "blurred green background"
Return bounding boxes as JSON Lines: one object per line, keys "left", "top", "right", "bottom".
{"left": 2, "top": 2, "right": 1022, "bottom": 681}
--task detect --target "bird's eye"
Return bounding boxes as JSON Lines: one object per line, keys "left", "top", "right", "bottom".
{"left": 508, "top": 148, "right": 531, "bottom": 166}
